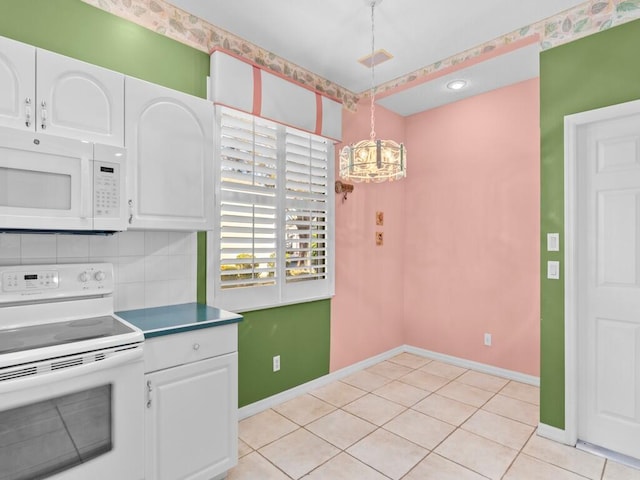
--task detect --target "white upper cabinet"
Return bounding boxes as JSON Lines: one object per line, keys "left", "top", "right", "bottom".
{"left": 0, "top": 36, "right": 35, "bottom": 130}
{"left": 125, "top": 76, "right": 213, "bottom": 231}
{"left": 0, "top": 35, "right": 124, "bottom": 146}
{"left": 37, "top": 49, "right": 124, "bottom": 145}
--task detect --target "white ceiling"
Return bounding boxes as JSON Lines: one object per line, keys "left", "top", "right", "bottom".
{"left": 378, "top": 43, "right": 540, "bottom": 116}
{"left": 167, "top": 0, "right": 585, "bottom": 114}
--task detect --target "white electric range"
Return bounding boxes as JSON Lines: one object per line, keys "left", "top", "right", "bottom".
{"left": 0, "top": 262, "right": 144, "bottom": 480}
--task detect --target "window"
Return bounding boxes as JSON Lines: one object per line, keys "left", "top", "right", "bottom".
{"left": 208, "top": 107, "right": 334, "bottom": 311}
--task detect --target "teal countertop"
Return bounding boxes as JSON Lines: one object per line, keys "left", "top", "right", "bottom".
{"left": 116, "top": 303, "right": 243, "bottom": 338}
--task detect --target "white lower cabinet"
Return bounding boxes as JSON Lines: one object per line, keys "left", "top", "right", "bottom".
{"left": 144, "top": 326, "right": 238, "bottom": 480}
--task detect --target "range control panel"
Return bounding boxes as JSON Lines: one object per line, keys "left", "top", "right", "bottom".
{"left": 2, "top": 270, "right": 59, "bottom": 291}
{"left": 0, "top": 263, "right": 113, "bottom": 303}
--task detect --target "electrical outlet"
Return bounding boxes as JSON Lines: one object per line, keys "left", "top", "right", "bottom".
{"left": 547, "top": 233, "right": 560, "bottom": 251}
{"left": 547, "top": 261, "right": 560, "bottom": 280}
{"left": 484, "top": 333, "right": 492, "bottom": 346}
{"left": 273, "top": 355, "right": 280, "bottom": 372}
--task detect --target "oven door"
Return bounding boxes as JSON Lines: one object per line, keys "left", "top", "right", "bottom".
{"left": 0, "top": 127, "right": 94, "bottom": 231}
{"left": 0, "top": 345, "right": 144, "bottom": 480}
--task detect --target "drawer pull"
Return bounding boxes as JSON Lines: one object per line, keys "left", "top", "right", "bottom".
{"left": 193, "top": 343, "right": 200, "bottom": 351}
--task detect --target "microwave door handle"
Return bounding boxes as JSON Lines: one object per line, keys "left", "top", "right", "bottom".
{"left": 80, "top": 158, "right": 91, "bottom": 219}
{"left": 0, "top": 348, "right": 143, "bottom": 395}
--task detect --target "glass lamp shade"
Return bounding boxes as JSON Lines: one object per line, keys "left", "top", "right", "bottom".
{"left": 339, "top": 138, "right": 407, "bottom": 183}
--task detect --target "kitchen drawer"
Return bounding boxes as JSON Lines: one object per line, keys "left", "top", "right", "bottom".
{"left": 144, "top": 323, "right": 237, "bottom": 373}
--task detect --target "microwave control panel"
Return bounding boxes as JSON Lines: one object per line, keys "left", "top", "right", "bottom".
{"left": 94, "top": 161, "right": 120, "bottom": 218}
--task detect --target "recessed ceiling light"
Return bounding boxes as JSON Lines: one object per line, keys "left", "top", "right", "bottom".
{"left": 447, "top": 80, "right": 467, "bottom": 91}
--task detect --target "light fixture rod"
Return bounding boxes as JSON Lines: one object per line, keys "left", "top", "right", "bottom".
{"left": 338, "top": 0, "right": 406, "bottom": 184}
{"left": 369, "top": 0, "right": 377, "bottom": 141}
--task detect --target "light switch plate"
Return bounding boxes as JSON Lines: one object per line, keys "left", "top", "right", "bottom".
{"left": 547, "top": 233, "right": 560, "bottom": 252}
{"left": 547, "top": 261, "right": 560, "bottom": 280}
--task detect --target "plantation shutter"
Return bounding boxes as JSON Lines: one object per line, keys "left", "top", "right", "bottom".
{"left": 284, "top": 130, "right": 330, "bottom": 283}
{"left": 219, "top": 108, "right": 278, "bottom": 289}
{"left": 212, "top": 106, "right": 334, "bottom": 311}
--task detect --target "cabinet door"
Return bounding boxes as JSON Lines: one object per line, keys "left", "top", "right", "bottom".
{"left": 36, "top": 49, "right": 124, "bottom": 145}
{"left": 0, "top": 36, "right": 35, "bottom": 130}
{"left": 125, "top": 77, "right": 214, "bottom": 231}
{"left": 145, "top": 353, "right": 238, "bottom": 480}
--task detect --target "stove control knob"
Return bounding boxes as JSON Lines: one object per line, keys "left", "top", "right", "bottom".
{"left": 94, "top": 271, "right": 106, "bottom": 282}
{"left": 79, "top": 272, "right": 90, "bottom": 283}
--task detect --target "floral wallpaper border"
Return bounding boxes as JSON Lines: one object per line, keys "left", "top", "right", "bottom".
{"left": 376, "top": 0, "right": 640, "bottom": 95}
{"left": 80, "top": 0, "right": 360, "bottom": 109}
{"left": 81, "top": 0, "right": 640, "bottom": 111}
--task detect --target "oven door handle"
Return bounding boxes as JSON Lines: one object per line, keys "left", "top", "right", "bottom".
{"left": 0, "top": 347, "right": 143, "bottom": 394}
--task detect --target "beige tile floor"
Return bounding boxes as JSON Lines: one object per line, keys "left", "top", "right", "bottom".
{"left": 229, "top": 353, "right": 640, "bottom": 480}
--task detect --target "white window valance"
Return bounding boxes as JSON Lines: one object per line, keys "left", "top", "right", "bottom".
{"left": 210, "top": 50, "right": 342, "bottom": 141}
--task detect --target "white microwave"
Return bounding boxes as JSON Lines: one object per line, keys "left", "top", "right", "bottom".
{"left": 0, "top": 127, "right": 126, "bottom": 232}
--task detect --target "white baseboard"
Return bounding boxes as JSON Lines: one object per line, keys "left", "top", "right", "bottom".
{"left": 404, "top": 345, "right": 540, "bottom": 386}
{"left": 238, "top": 345, "right": 404, "bottom": 420}
{"left": 538, "top": 423, "right": 569, "bottom": 444}
{"left": 238, "top": 344, "right": 541, "bottom": 419}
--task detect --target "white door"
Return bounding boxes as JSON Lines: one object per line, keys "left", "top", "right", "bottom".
{"left": 576, "top": 108, "right": 640, "bottom": 460}
{"left": 36, "top": 49, "right": 124, "bottom": 145}
{"left": 125, "top": 76, "right": 213, "bottom": 230}
{"left": 145, "top": 353, "right": 238, "bottom": 480}
{"left": 0, "top": 35, "right": 35, "bottom": 130}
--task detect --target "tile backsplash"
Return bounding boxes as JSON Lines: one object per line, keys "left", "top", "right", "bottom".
{"left": 0, "top": 231, "right": 197, "bottom": 311}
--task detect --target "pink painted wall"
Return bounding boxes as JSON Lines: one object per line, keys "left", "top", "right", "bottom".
{"left": 403, "top": 78, "right": 540, "bottom": 375}
{"left": 330, "top": 99, "right": 407, "bottom": 371}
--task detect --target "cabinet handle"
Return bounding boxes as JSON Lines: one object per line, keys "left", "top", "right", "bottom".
{"left": 128, "top": 199, "right": 133, "bottom": 224}
{"left": 193, "top": 343, "right": 200, "bottom": 351}
{"left": 25, "top": 97, "right": 31, "bottom": 127}
{"left": 40, "top": 100, "right": 47, "bottom": 130}
{"left": 146, "top": 380, "right": 153, "bottom": 408}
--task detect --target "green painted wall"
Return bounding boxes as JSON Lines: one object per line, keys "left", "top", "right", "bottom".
{"left": 540, "top": 18, "right": 640, "bottom": 428}
{"left": 0, "top": 0, "right": 208, "bottom": 96}
{"left": 0, "top": 0, "right": 331, "bottom": 407}
{"left": 238, "top": 300, "right": 331, "bottom": 407}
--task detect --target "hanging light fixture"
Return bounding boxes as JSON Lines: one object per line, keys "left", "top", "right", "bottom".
{"left": 339, "top": 0, "right": 407, "bottom": 183}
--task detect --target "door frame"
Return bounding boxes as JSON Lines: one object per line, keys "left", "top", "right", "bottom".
{"left": 563, "top": 98, "right": 640, "bottom": 446}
